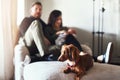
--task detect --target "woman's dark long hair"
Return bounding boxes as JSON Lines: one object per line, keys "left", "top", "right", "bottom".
{"left": 48, "top": 10, "right": 63, "bottom": 27}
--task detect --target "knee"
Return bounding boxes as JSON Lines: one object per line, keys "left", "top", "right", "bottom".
{"left": 30, "top": 20, "right": 42, "bottom": 29}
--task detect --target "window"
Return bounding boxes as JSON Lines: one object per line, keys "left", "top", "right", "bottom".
{"left": 17, "top": 0, "right": 25, "bottom": 26}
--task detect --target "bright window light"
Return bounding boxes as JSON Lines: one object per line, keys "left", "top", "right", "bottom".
{"left": 17, "top": 0, "right": 25, "bottom": 26}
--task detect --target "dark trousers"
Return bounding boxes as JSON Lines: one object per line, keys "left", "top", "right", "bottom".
{"left": 64, "top": 34, "right": 83, "bottom": 51}
{"left": 30, "top": 45, "right": 61, "bottom": 63}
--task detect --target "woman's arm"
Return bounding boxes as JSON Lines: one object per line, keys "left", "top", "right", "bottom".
{"left": 44, "top": 26, "right": 58, "bottom": 44}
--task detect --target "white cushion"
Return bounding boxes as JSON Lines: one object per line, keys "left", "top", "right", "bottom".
{"left": 23, "top": 61, "right": 120, "bottom": 80}
{"left": 23, "top": 61, "right": 75, "bottom": 80}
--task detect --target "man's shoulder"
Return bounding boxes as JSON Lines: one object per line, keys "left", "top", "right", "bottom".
{"left": 21, "top": 16, "right": 36, "bottom": 25}
{"left": 23, "top": 16, "right": 34, "bottom": 21}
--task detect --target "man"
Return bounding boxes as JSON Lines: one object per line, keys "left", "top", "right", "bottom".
{"left": 14, "top": 2, "right": 52, "bottom": 80}
{"left": 18, "top": 1, "right": 51, "bottom": 62}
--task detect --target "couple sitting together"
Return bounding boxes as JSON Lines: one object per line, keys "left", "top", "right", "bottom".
{"left": 16, "top": 1, "right": 82, "bottom": 63}
{"left": 14, "top": 1, "right": 113, "bottom": 80}
{"left": 15, "top": 1, "right": 109, "bottom": 63}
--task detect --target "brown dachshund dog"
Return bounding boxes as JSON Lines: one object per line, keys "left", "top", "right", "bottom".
{"left": 58, "top": 44, "right": 93, "bottom": 80}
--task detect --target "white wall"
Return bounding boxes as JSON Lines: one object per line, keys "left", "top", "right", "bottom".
{"left": 40, "top": 0, "right": 93, "bottom": 31}
{"left": 40, "top": 0, "right": 119, "bottom": 33}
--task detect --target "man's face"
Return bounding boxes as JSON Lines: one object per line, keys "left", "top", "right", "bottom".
{"left": 31, "top": 4, "right": 42, "bottom": 18}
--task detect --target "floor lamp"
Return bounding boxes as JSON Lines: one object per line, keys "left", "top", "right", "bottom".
{"left": 92, "top": 0, "right": 105, "bottom": 60}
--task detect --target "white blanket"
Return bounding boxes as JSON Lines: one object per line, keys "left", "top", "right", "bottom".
{"left": 23, "top": 61, "right": 120, "bottom": 80}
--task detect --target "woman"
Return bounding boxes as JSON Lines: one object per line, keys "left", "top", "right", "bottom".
{"left": 44, "top": 10, "right": 83, "bottom": 52}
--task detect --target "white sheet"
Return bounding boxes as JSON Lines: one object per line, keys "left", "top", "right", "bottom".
{"left": 23, "top": 61, "right": 120, "bottom": 80}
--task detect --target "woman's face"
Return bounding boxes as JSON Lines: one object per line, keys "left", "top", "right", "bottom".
{"left": 54, "top": 16, "right": 62, "bottom": 28}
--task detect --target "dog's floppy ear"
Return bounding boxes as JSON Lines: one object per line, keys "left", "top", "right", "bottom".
{"left": 71, "top": 45, "right": 80, "bottom": 61}
{"left": 67, "top": 44, "right": 75, "bottom": 61}
{"left": 67, "top": 47, "right": 72, "bottom": 61}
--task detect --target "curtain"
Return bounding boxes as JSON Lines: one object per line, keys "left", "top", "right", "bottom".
{"left": 117, "top": 0, "right": 120, "bottom": 56}
{"left": 0, "top": 0, "right": 18, "bottom": 79}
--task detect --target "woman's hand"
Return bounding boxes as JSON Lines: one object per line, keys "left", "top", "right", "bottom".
{"left": 67, "top": 28, "right": 76, "bottom": 34}
{"left": 56, "top": 28, "right": 76, "bottom": 36}
{"left": 56, "top": 30, "right": 68, "bottom": 35}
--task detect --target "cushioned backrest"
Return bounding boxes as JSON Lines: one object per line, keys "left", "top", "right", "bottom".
{"left": 81, "top": 44, "right": 92, "bottom": 56}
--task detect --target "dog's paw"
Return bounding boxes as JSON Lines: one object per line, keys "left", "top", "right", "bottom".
{"left": 63, "top": 67, "right": 71, "bottom": 74}
{"left": 75, "top": 76, "right": 80, "bottom": 80}
{"left": 64, "top": 70, "right": 69, "bottom": 74}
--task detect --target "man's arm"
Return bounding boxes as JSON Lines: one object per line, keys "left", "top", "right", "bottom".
{"left": 19, "top": 17, "right": 33, "bottom": 37}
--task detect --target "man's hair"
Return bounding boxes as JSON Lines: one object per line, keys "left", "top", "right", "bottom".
{"left": 32, "top": 1, "right": 42, "bottom": 7}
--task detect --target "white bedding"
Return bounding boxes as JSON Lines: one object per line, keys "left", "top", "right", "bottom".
{"left": 23, "top": 61, "right": 120, "bottom": 80}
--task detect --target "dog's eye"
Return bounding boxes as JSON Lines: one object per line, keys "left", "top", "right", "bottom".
{"left": 63, "top": 51, "right": 67, "bottom": 56}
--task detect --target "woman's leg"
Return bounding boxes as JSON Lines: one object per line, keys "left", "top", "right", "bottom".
{"left": 64, "top": 34, "right": 83, "bottom": 51}
{"left": 24, "top": 20, "right": 49, "bottom": 57}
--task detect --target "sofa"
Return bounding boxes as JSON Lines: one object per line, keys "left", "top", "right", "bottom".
{"left": 14, "top": 43, "right": 120, "bottom": 80}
